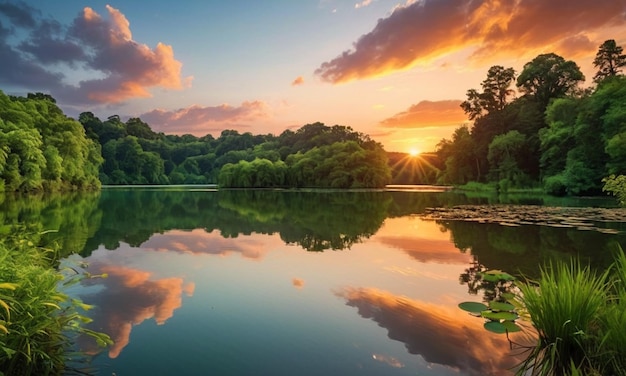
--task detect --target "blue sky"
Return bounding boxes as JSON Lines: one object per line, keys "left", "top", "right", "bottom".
{"left": 1, "top": 0, "right": 624, "bottom": 152}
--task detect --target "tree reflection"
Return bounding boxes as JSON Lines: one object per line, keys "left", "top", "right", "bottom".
{"left": 81, "top": 189, "right": 392, "bottom": 253}
{"left": 0, "top": 191, "right": 102, "bottom": 258}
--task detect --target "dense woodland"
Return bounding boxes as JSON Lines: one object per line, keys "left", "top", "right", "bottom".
{"left": 0, "top": 39, "right": 625, "bottom": 195}
{"left": 436, "top": 39, "right": 626, "bottom": 196}
{"left": 0, "top": 96, "right": 391, "bottom": 189}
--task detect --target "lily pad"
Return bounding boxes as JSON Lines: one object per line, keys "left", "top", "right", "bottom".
{"left": 484, "top": 320, "right": 522, "bottom": 334}
{"left": 458, "top": 301, "right": 488, "bottom": 313}
{"left": 481, "top": 311, "right": 518, "bottom": 321}
{"left": 489, "top": 301, "right": 515, "bottom": 312}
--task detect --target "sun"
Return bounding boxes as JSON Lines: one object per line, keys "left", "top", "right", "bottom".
{"left": 408, "top": 148, "right": 420, "bottom": 157}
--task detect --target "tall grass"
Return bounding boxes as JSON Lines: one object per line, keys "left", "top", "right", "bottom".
{"left": 515, "top": 247, "right": 626, "bottom": 376}
{"left": 0, "top": 228, "right": 111, "bottom": 375}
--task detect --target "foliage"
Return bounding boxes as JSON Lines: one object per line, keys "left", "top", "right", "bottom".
{"left": 516, "top": 53, "right": 585, "bottom": 108}
{"left": 75, "top": 114, "right": 394, "bottom": 188}
{"left": 436, "top": 42, "right": 626, "bottom": 197}
{"left": 0, "top": 229, "right": 112, "bottom": 375}
{"left": 459, "top": 249, "right": 626, "bottom": 375}
{"left": 602, "top": 175, "right": 626, "bottom": 206}
{"left": 461, "top": 65, "right": 516, "bottom": 120}
{"left": 593, "top": 39, "right": 626, "bottom": 83}
{"left": 0, "top": 91, "right": 102, "bottom": 192}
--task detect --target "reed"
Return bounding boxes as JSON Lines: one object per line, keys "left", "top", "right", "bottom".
{"left": 516, "top": 247, "right": 626, "bottom": 376}
{"left": 0, "top": 228, "right": 111, "bottom": 375}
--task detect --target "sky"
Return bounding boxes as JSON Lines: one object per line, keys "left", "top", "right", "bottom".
{"left": 0, "top": 0, "right": 625, "bottom": 153}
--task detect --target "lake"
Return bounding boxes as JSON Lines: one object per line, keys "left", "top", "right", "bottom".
{"left": 3, "top": 187, "right": 625, "bottom": 375}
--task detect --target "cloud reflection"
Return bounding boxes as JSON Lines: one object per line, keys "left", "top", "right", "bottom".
{"left": 80, "top": 262, "right": 194, "bottom": 358}
{"left": 141, "top": 229, "right": 276, "bottom": 260}
{"left": 336, "top": 287, "right": 529, "bottom": 375}
{"left": 377, "top": 235, "right": 471, "bottom": 264}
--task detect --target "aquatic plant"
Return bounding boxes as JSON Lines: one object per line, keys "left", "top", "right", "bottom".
{"left": 515, "top": 260, "right": 610, "bottom": 375}
{"left": 459, "top": 249, "right": 626, "bottom": 375}
{"left": 0, "top": 228, "right": 112, "bottom": 375}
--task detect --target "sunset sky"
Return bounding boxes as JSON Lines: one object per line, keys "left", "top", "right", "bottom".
{"left": 1, "top": 0, "right": 624, "bottom": 152}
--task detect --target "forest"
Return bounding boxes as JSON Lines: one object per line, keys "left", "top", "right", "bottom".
{"left": 0, "top": 39, "right": 625, "bottom": 196}
{"left": 436, "top": 39, "right": 626, "bottom": 196}
{"left": 0, "top": 93, "right": 391, "bottom": 190}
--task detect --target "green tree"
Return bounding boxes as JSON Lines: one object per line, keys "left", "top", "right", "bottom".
{"left": 487, "top": 130, "right": 528, "bottom": 188}
{"left": 593, "top": 39, "right": 626, "bottom": 83}
{"left": 461, "top": 65, "right": 516, "bottom": 120}
{"left": 517, "top": 53, "right": 585, "bottom": 108}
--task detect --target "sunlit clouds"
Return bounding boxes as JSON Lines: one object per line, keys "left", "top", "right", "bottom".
{"left": 315, "top": 0, "right": 626, "bottom": 83}
{"left": 291, "top": 76, "right": 305, "bottom": 86}
{"left": 139, "top": 101, "right": 271, "bottom": 135}
{"left": 0, "top": 3, "right": 190, "bottom": 104}
{"left": 380, "top": 100, "right": 467, "bottom": 129}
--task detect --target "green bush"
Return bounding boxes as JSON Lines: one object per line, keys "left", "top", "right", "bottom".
{"left": 602, "top": 174, "right": 626, "bottom": 206}
{"left": 543, "top": 174, "right": 568, "bottom": 196}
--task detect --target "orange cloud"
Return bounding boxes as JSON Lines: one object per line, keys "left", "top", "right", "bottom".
{"left": 380, "top": 100, "right": 467, "bottom": 129}
{"left": 291, "top": 76, "right": 305, "bottom": 86}
{"left": 139, "top": 101, "right": 271, "bottom": 136}
{"left": 315, "top": 0, "right": 626, "bottom": 83}
{"left": 292, "top": 277, "right": 305, "bottom": 289}
{"left": 62, "top": 5, "right": 191, "bottom": 103}
{"left": 79, "top": 263, "right": 194, "bottom": 358}
{"left": 337, "top": 287, "right": 532, "bottom": 375}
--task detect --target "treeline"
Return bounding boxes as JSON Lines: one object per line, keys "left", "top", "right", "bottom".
{"left": 78, "top": 116, "right": 391, "bottom": 188}
{"left": 435, "top": 39, "right": 626, "bottom": 196}
{"left": 0, "top": 92, "right": 102, "bottom": 191}
{"left": 0, "top": 90, "right": 392, "bottom": 190}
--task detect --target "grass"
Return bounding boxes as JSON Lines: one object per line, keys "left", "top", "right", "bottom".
{"left": 514, "top": 247, "right": 626, "bottom": 376}
{"left": 0, "top": 227, "right": 111, "bottom": 375}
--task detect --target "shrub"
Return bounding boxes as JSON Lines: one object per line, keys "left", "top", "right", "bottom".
{"left": 543, "top": 175, "right": 568, "bottom": 196}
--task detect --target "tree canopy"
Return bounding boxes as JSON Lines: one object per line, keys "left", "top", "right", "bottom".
{"left": 436, "top": 40, "right": 626, "bottom": 198}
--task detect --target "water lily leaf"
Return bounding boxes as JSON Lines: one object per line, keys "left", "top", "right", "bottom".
{"left": 458, "top": 301, "right": 488, "bottom": 313}
{"left": 489, "top": 301, "right": 515, "bottom": 312}
{"left": 481, "top": 311, "right": 518, "bottom": 321}
{"left": 484, "top": 321, "right": 507, "bottom": 334}
{"left": 501, "top": 321, "right": 522, "bottom": 333}
{"left": 484, "top": 320, "right": 523, "bottom": 334}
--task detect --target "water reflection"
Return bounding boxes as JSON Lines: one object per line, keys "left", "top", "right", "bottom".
{"left": 336, "top": 287, "right": 529, "bottom": 376}
{"left": 3, "top": 188, "right": 626, "bottom": 374}
{"left": 77, "top": 251, "right": 194, "bottom": 358}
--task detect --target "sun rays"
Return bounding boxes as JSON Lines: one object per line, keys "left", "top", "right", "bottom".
{"left": 389, "top": 152, "right": 440, "bottom": 184}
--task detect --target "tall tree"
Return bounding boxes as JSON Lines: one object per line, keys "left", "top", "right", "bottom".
{"left": 461, "top": 65, "right": 516, "bottom": 120}
{"left": 593, "top": 39, "right": 626, "bottom": 83}
{"left": 516, "top": 53, "right": 585, "bottom": 108}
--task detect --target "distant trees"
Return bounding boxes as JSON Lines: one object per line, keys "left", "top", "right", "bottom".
{"left": 72, "top": 114, "right": 392, "bottom": 188}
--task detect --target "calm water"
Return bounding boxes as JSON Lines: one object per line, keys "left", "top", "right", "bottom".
{"left": 3, "top": 188, "right": 625, "bottom": 375}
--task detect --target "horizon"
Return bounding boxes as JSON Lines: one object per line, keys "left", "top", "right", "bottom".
{"left": 0, "top": 0, "right": 624, "bottom": 153}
